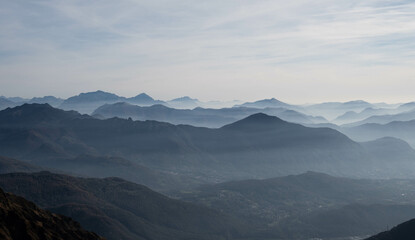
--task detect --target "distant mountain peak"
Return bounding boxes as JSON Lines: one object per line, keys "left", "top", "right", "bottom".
{"left": 170, "top": 96, "right": 198, "bottom": 102}
{"left": 244, "top": 112, "right": 277, "bottom": 120}
{"left": 256, "top": 98, "right": 284, "bottom": 103}
{"left": 237, "top": 98, "right": 290, "bottom": 108}
{"left": 130, "top": 93, "right": 154, "bottom": 101}
{"left": 64, "top": 90, "right": 121, "bottom": 103}
{"left": 343, "top": 100, "right": 371, "bottom": 106}
{"left": 345, "top": 100, "right": 369, "bottom": 104}
{"left": 80, "top": 90, "right": 119, "bottom": 97}
{"left": 222, "top": 113, "right": 287, "bottom": 130}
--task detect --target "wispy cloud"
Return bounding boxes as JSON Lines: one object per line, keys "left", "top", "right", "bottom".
{"left": 1, "top": 0, "right": 415, "bottom": 103}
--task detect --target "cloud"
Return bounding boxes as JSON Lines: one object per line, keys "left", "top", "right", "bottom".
{"left": 1, "top": 0, "right": 415, "bottom": 103}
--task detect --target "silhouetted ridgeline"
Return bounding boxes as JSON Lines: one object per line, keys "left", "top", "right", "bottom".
{"left": 365, "top": 219, "right": 415, "bottom": 240}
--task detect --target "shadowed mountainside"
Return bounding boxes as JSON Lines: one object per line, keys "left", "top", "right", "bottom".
{"left": 0, "top": 171, "right": 247, "bottom": 240}
{"left": 0, "top": 187, "right": 104, "bottom": 240}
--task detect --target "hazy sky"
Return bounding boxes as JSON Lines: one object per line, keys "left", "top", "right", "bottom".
{"left": 1, "top": 0, "right": 415, "bottom": 103}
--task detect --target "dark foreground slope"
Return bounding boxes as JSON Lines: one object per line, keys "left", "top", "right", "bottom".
{"left": 1, "top": 104, "right": 415, "bottom": 182}
{"left": 0, "top": 187, "right": 103, "bottom": 240}
{"left": 2, "top": 170, "right": 415, "bottom": 240}
{"left": 366, "top": 219, "right": 415, "bottom": 240}
{"left": 0, "top": 172, "right": 246, "bottom": 240}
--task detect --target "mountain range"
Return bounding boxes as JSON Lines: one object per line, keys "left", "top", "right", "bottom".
{"left": 341, "top": 120, "right": 415, "bottom": 148}
{"left": 303, "top": 100, "right": 376, "bottom": 120}
{"left": 92, "top": 102, "right": 327, "bottom": 128}
{"left": 3, "top": 91, "right": 415, "bottom": 126}
{"left": 343, "top": 108, "right": 415, "bottom": 127}
{"left": 1, "top": 102, "right": 415, "bottom": 239}
{"left": 1, "top": 104, "right": 415, "bottom": 184}
{"left": 333, "top": 107, "right": 396, "bottom": 125}
{"left": 59, "top": 91, "right": 164, "bottom": 114}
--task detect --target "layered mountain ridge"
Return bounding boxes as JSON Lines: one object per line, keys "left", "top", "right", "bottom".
{"left": 1, "top": 104, "right": 414, "bottom": 183}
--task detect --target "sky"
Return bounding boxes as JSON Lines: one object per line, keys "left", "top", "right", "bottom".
{"left": 1, "top": 0, "right": 415, "bottom": 103}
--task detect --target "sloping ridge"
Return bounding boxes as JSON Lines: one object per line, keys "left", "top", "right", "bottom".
{"left": 0, "top": 171, "right": 246, "bottom": 240}
{"left": 0, "top": 156, "right": 42, "bottom": 174}
{"left": 0, "top": 187, "right": 104, "bottom": 240}
{"left": 238, "top": 98, "right": 291, "bottom": 108}
{"left": 62, "top": 91, "right": 121, "bottom": 104}
{"left": 366, "top": 218, "right": 415, "bottom": 240}
{"left": 0, "top": 103, "right": 84, "bottom": 126}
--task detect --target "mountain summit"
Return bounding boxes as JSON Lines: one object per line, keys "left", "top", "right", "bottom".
{"left": 237, "top": 98, "right": 291, "bottom": 108}
{"left": 222, "top": 113, "right": 287, "bottom": 131}
{"left": 63, "top": 90, "right": 121, "bottom": 103}
{"left": 129, "top": 93, "right": 154, "bottom": 101}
